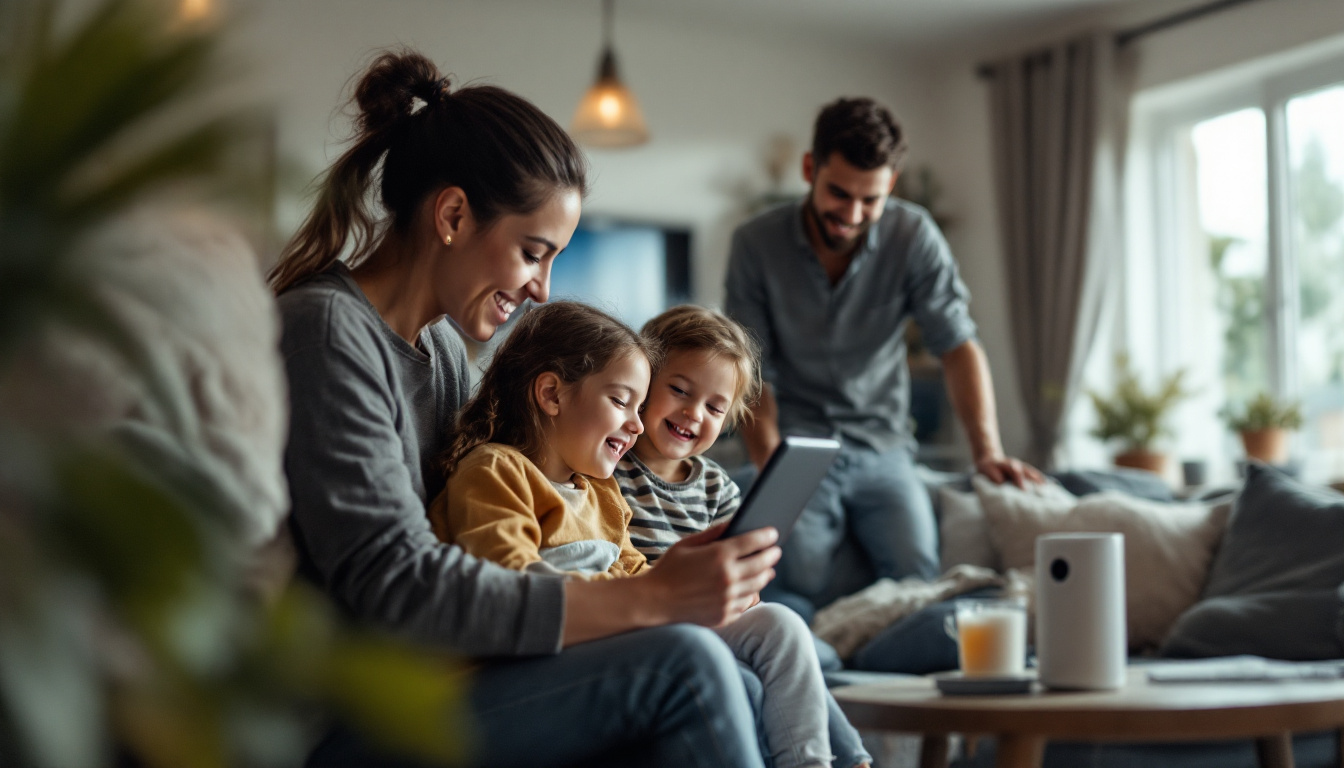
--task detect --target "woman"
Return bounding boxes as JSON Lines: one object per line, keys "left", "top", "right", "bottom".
{"left": 271, "top": 51, "right": 781, "bottom": 767}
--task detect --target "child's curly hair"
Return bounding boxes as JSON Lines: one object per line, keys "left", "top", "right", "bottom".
{"left": 442, "top": 301, "right": 662, "bottom": 477}
{"left": 639, "top": 305, "right": 762, "bottom": 428}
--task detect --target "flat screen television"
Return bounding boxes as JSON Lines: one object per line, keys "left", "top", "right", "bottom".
{"left": 548, "top": 218, "right": 692, "bottom": 330}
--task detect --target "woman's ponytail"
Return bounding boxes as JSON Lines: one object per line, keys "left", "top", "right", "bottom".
{"left": 268, "top": 49, "right": 587, "bottom": 295}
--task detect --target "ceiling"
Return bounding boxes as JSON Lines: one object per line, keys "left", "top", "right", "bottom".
{"left": 615, "top": 0, "right": 1154, "bottom": 55}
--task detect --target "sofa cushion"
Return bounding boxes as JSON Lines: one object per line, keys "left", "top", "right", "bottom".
{"left": 1162, "top": 591, "right": 1344, "bottom": 660}
{"left": 1200, "top": 464, "right": 1344, "bottom": 598}
{"left": 1338, "top": 583, "right": 1344, "bottom": 649}
{"left": 937, "top": 487, "right": 999, "bottom": 571}
{"left": 1161, "top": 464, "right": 1344, "bottom": 659}
{"left": 849, "top": 599, "right": 964, "bottom": 675}
{"left": 1051, "top": 468, "right": 1175, "bottom": 502}
{"left": 975, "top": 477, "right": 1230, "bottom": 651}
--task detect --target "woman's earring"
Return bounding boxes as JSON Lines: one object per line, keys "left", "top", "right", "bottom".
{"left": 443, "top": 234, "right": 453, "bottom": 246}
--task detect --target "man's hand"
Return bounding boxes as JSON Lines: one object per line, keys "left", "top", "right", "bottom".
{"left": 942, "top": 341, "right": 1044, "bottom": 489}
{"left": 975, "top": 454, "right": 1045, "bottom": 489}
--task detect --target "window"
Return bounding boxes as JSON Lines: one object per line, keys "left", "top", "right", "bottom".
{"left": 1127, "top": 53, "right": 1344, "bottom": 485}
{"left": 1286, "top": 85, "right": 1344, "bottom": 482}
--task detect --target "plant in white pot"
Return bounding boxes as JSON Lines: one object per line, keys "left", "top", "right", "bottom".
{"left": 1088, "top": 354, "right": 1192, "bottom": 476}
{"left": 1220, "top": 392, "right": 1303, "bottom": 465}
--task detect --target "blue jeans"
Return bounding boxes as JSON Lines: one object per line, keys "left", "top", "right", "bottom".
{"left": 305, "top": 625, "right": 764, "bottom": 768}
{"left": 769, "top": 443, "right": 939, "bottom": 610}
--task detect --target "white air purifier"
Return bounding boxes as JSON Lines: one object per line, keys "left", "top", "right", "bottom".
{"left": 1035, "top": 532, "right": 1127, "bottom": 690}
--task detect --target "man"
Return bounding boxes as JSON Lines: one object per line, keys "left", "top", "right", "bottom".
{"left": 725, "top": 97, "right": 1041, "bottom": 617}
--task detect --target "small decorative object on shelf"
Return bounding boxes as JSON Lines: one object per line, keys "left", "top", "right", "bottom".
{"left": 1088, "top": 354, "right": 1192, "bottom": 476}
{"left": 1220, "top": 392, "right": 1303, "bottom": 466}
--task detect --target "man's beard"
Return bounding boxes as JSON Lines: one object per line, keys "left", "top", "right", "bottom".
{"left": 805, "top": 195, "right": 866, "bottom": 252}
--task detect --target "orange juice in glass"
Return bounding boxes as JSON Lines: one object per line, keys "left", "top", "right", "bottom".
{"left": 944, "top": 597, "right": 1027, "bottom": 677}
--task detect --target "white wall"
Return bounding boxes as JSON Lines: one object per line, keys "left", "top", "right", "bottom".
{"left": 231, "top": 0, "right": 935, "bottom": 308}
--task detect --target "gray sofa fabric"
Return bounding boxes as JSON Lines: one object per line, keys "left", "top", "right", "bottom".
{"left": 1050, "top": 468, "right": 1174, "bottom": 502}
{"left": 1201, "top": 464, "right": 1344, "bottom": 597}
{"left": 1161, "top": 464, "right": 1344, "bottom": 660}
{"left": 1162, "top": 591, "right": 1344, "bottom": 660}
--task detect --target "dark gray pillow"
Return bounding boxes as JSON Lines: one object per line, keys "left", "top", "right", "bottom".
{"left": 1051, "top": 468, "right": 1174, "bottom": 502}
{"left": 1201, "top": 464, "right": 1344, "bottom": 598}
{"left": 1338, "top": 582, "right": 1344, "bottom": 648}
{"left": 1162, "top": 591, "right": 1344, "bottom": 660}
{"left": 1161, "top": 464, "right": 1344, "bottom": 659}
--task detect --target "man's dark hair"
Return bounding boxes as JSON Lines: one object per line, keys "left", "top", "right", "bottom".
{"left": 811, "top": 97, "right": 908, "bottom": 172}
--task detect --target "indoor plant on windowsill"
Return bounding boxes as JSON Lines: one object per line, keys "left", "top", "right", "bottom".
{"left": 1220, "top": 392, "right": 1303, "bottom": 465}
{"left": 1088, "top": 354, "right": 1192, "bottom": 476}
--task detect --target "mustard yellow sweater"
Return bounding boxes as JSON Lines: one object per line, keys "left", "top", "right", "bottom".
{"left": 429, "top": 443, "right": 648, "bottom": 579}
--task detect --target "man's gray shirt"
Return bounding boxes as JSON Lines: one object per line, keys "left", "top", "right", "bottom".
{"left": 725, "top": 199, "right": 977, "bottom": 453}
{"left": 278, "top": 265, "right": 564, "bottom": 656}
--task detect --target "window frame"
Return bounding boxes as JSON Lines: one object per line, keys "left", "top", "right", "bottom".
{"left": 1123, "top": 50, "right": 1344, "bottom": 481}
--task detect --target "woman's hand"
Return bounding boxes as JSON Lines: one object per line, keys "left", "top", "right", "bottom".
{"left": 561, "top": 525, "right": 780, "bottom": 646}
{"left": 644, "top": 524, "right": 780, "bottom": 627}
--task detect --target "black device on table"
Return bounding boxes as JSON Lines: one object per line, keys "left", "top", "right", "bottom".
{"left": 721, "top": 435, "right": 842, "bottom": 543}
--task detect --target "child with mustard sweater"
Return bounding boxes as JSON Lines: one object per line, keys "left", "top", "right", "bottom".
{"left": 429, "top": 300, "right": 856, "bottom": 768}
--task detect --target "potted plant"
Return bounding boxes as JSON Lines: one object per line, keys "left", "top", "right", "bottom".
{"left": 1220, "top": 392, "right": 1303, "bottom": 465}
{"left": 0, "top": 4, "right": 463, "bottom": 767}
{"left": 1088, "top": 354, "right": 1192, "bottom": 475}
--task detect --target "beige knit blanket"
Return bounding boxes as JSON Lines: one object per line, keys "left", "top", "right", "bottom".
{"left": 810, "top": 564, "right": 1005, "bottom": 659}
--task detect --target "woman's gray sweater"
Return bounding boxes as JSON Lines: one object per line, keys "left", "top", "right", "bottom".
{"left": 277, "top": 266, "right": 564, "bottom": 655}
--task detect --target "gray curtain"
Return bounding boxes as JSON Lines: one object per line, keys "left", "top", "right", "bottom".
{"left": 986, "top": 32, "right": 1127, "bottom": 469}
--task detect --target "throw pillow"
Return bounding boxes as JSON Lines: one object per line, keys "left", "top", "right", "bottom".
{"left": 1162, "top": 591, "right": 1344, "bottom": 660}
{"left": 1161, "top": 464, "right": 1344, "bottom": 660}
{"left": 975, "top": 476, "right": 1231, "bottom": 651}
{"left": 1199, "top": 464, "right": 1344, "bottom": 598}
{"left": 1052, "top": 468, "right": 1175, "bottom": 502}
{"left": 1338, "top": 583, "right": 1344, "bottom": 648}
{"left": 937, "top": 487, "right": 998, "bottom": 571}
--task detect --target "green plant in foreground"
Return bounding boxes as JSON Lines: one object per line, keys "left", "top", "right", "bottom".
{"left": 0, "top": 2, "right": 466, "bottom": 767}
{"left": 1088, "top": 353, "right": 1192, "bottom": 453}
{"left": 1220, "top": 392, "right": 1304, "bottom": 433}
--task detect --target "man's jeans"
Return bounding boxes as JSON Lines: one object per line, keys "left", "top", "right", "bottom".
{"left": 305, "top": 625, "right": 765, "bottom": 768}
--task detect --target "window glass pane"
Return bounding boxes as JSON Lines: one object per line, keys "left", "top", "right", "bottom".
{"left": 1288, "top": 85, "right": 1344, "bottom": 483}
{"left": 1191, "top": 109, "right": 1271, "bottom": 402}
{"left": 1171, "top": 108, "right": 1269, "bottom": 481}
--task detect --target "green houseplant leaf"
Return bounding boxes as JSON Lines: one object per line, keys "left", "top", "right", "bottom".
{"left": 1088, "top": 353, "right": 1192, "bottom": 453}
{"left": 1219, "top": 391, "right": 1304, "bottom": 432}
{"left": 0, "top": 3, "right": 468, "bottom": 766}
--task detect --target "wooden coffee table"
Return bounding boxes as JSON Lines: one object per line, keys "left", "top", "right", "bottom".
{"left": 832, "top": 667, "right": 1344, "bottom": 768}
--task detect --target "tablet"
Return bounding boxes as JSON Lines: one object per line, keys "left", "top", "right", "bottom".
{"left": 721, "top": 436, "right": 841, "bottom": 542}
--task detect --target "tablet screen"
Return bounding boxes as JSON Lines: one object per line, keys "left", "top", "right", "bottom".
{"left": 721, "top": 436, "right": 841, "bottom": 542}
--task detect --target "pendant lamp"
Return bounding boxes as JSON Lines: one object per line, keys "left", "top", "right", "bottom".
{"left": 571, "top": 0, "right": 649, "bottom": 148}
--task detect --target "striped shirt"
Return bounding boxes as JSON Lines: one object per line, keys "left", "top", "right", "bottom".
{"left": 615, "top": 453, "right": 742, "bottom": 561}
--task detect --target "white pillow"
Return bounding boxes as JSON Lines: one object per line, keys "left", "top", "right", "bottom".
{"left": 937, "top": 487, "right": 998, "bottom": 571}
{"left": 974, "top": 476, "right": 1231, "bottom": 651}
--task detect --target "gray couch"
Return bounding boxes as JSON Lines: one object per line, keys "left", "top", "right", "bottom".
{"left": 821, "top": 463, "right": 1344, "bottom": 768}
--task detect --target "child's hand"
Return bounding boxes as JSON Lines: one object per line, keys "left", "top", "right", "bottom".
{"left": 643, "top": 524, "right": 780, "bottom": 628}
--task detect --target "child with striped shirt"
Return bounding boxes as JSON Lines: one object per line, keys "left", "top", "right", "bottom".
{"left": 617, "top": 305, "right": 872, "bottom": 768}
